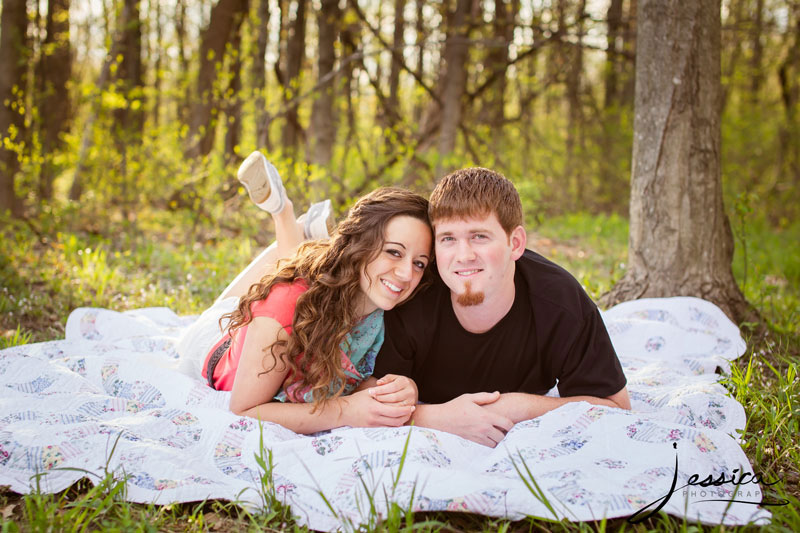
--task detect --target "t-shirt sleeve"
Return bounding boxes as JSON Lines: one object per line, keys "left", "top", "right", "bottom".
{"left": 555, "top": 306, "right": 627, "bottom": 398}
{"left": 373, "top": 308, "right": 416, "bottom": 378}
{"left": 249, "top": 280, "right": 308, "bottom": 333}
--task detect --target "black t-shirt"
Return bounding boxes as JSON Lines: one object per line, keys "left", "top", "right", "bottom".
{"left": 374, "top": 249, "right": 627, "bottom": 404}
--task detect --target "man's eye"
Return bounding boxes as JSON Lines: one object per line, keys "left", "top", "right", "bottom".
{"left": 473, "top": 234, "right": 488, "bottom": 240}
{"left": 439, "top": 236, "right": 454, "bottom": 242}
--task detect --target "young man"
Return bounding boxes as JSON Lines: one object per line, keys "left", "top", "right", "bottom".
{"left": 373, "top": 167, "right": 630, "bottom": 447}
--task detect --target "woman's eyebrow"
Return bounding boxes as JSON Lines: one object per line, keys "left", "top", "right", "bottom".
{"left": 385, "top": 241, "right": 406, "bottom": 249}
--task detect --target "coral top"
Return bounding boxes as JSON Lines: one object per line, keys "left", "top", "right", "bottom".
{"left": 202, "top": 279, "right": 384, "bottom": 403}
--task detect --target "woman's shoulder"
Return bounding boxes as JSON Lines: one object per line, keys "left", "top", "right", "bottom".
{"left": 250, "top": 278, "right": 309, "bottom": 323}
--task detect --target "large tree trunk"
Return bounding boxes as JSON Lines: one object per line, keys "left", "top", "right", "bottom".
{"left": 185, "top": 0, "right": 249, "bottom": 159}
{"left": 37, "top": 0, "right": 72, "bottom": 201}
{"left": 309, "top": 0, "right": 340, "bottom": 167}
{"left": 601, "top": 0, "right": 754, "bottom": 324}
{"left": 0, "top": 0, "right": 29, "bottom": 216}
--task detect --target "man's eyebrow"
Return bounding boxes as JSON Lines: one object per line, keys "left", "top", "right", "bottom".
{"left": 385, "top": 241, "right": 407, "bottom": 249}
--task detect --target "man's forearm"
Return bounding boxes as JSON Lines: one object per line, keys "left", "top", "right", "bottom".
{"left": 487, "top": 389, "right": 630, "bottom": 423}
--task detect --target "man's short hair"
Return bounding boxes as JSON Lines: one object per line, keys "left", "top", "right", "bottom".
{"left": 429, "top": 167, "right": 524, "bottom": 235}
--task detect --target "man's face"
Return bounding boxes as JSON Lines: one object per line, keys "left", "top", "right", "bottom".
{"left": 433, "top": 213, "right": 523, "bottom": 307}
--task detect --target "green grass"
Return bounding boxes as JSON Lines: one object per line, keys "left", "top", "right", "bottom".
{"left": 1, "top": 208, "right": 798, "bottom": 531}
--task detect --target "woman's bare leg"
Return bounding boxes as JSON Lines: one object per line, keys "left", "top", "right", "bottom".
{"left": 216, "top": 199, "right": 306, "bottom": 301}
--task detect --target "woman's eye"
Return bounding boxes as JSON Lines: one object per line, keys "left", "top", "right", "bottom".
{"left": 414, "top": 261, "right": 427, "bottom": 270}
{"left": 386, "top": 249, "right": 401, "bottom": 257}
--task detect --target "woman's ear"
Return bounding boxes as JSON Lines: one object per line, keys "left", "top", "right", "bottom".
{"left": 510, "top": 225, "right": 527, "bottom": 260}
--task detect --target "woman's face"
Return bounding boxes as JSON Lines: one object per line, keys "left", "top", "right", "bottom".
{"left": 358, "top": 215, "right": 432, "bottom": 315}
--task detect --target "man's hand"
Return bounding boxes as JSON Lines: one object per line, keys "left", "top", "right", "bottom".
{"left": 411, "top": 392, "right": 514, "bottom": 448}
{"left": 368, "top": 374, "right": 418, "bottom": 406}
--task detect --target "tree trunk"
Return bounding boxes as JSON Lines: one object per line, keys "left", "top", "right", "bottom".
{"left": 600, "top": 0, "right": 754, "bottom": 325}
{"left": 604, "top": 0, "right": 624, "bottom": 109}
{"left": 283, "top": 0, "right": 307, "bottom": 153}
{"left": 0, "top": 0, "right": 29, "bottom": 216}
{"left": 175, "top": 0, "right": 189, "bottom": 123}
{"left": 310, "top": 0, "right": 340, "bottom": 167}
{"left": 749, "top": 0, "right": 764, "bottom": 102}
{"left": 38, "top": 0, "right": 72, "bottom": 201}
{"left": 224, "top": 15, "right": 245, "bottom": 164}
{"left": 152, "top": 0, "right": 162, "bottom": 127}
{"left": 113, "top": 0, "right": 144, "bottom": 139}
{"left": 185, "top": 0, "right": 249, "bottom": 159}
{"left": 434, "top": 0, "right": 474, "bottom": 176}
{"left": 412, "top": 0, "right": 426, "bottom": 123}
{"left": 777, "top": 3, "right": 799, "bottom": 189}
{"left": 621, "top": 0, "right": 637, "bottom": 106}
{"left": 565, "top": 0, "right": 586, "bottom": 210}
{"left": 477, "top": 0, "right": 517, "bottom": 128}
{"left": 252, "top": 0, "right": 270, "bottom": 148}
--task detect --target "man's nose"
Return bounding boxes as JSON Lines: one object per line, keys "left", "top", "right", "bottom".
{"left": 455, "top": 240, "right": 476, "bottom": 262}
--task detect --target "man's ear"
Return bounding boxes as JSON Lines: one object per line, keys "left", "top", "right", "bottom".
{"left": 509, "top": 225, "right": 526, "bottom": 260}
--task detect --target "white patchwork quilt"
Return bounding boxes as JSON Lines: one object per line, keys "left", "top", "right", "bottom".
{"left": 0, "top": 297, "right": 772, "bottom": 529}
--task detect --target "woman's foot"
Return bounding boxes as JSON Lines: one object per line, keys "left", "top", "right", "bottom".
{"left": 237, "top": 151, "right": 287, "bottom": 213}
{"left": 297, "top": 200, "right": 335, "bottom": 239}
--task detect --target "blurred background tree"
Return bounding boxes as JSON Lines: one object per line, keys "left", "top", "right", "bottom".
{"left": 0, "top": 0, "right": 796, "bottom": 266}
{"left": 1, "top": 0, "right": 796, "bottom": 222}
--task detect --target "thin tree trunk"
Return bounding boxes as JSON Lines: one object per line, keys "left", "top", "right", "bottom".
{"left": 749, "top": 0, "right": 764, "bottom": 102}
{"left": 152, "top": 0, "right": 162, "bottom": 127}
{"left": 252, "top": 0, "right": 270, "bottom": 148}
{"left": 601, "top": 0, "right": 754, "bottom": 325}
{"left": 478, "top": 0, "right": 517, "bottom": 128}
{"left": 565, "top": 0, "right": 586, "bottom": 210}
{"left": 114, "top": 0, "right": 144, "bottom": 139}
{"left": 413, "top": 0, "right": 426, "bottom": 123}
{"left": 224, "top": 15, "right": 245, "bottom": 164}
{"left": 175, "top": 0, "right": 189, "bottom": 123}
{"left": 38, "top": 0, "right": 72, "bottom": 201}
{"left": 434, "top": 0, "right": 474, "bottom": 176}
{"left": 185, "top": 0, "right": 249, "bottom": 160}
{"left": 778, "top": 4, "right": 799, "bottom": 188}
{"left": 0, "top": 0, "right": 29, "bottom": 216}
{"left": 385, "top": 0, "right": 405, "bottom": 127}
{"left": 310, "top": 0, "right": 340, "bottom": 167}
{"left": 604, "top": 0, "right": 624, "bottom": 109}
{"left": 621, "top": 0, "right": 637, "bottom": 106}
{"left": 283, "top": 0, "right": 307, "bottom": 153}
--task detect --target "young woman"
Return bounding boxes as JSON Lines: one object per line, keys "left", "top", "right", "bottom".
{"left": 177, "top": 151, "right": 432, "bottom": 434}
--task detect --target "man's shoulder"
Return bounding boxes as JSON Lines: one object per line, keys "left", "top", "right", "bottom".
{"left": 517, "top": 249, "right": 596, "bottom": 320}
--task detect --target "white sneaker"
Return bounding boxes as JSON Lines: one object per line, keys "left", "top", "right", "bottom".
{"left": 237, "top": 151, "right": 287, "bottom": 213}
{"left": 300, "top": 200, "right": 335, "bottom": 240}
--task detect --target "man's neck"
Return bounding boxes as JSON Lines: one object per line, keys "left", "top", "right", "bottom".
{"left": 450, "top": 267, "right": 516, "bottom": 334}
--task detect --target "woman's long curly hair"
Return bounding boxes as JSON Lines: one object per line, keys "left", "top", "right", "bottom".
{"left": 221, "top": 187, "right": 432, "bottom": 407}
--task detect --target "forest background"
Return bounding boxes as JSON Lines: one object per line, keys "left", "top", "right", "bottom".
{"left": 0, "top": 0, "right": 799, "bottom": 530}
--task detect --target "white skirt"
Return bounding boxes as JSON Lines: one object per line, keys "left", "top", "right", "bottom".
{"left": 175, "top": 296, "right": 238, "bottom": 380}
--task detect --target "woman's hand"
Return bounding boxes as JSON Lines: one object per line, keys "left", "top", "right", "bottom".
{"left": 338, "top": 389, "right": 415, "bottom": 427}
{"left": 367, "top": 374, "right": 418, "bottom": 406}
